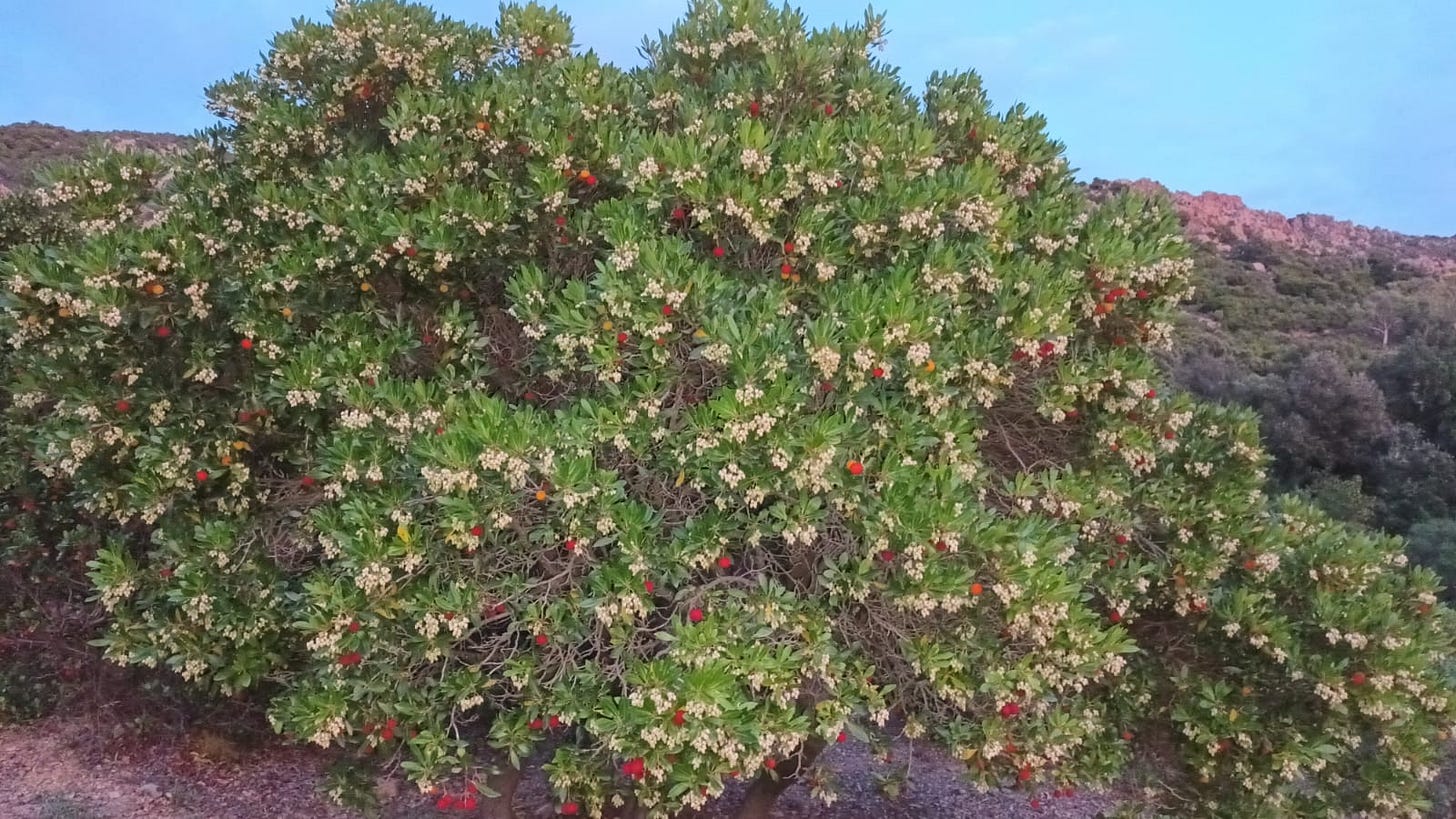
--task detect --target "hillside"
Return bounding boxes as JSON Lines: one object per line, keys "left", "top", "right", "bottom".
{"left": 0, "top": 121, "right": 188, "bottom": 193}
{"left": 1088, "top": 177, "right": 1456, "bottom": 276}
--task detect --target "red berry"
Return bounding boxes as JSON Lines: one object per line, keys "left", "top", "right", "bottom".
{"left": 338, "top": 651, "right": 362, "bottom": 666}
{"left": 836, "top": 731, "right": 847, "bottom": 743}
{"left": 535, "top": 634, "right": 549, "bottom": 646}
{"left": 823, "top": 103, "right": 835, "bottom": 115}
{"left": 529, "top": 718, "right": 544, "bottom": 730}
{"left": 159, "top": 568, "right": 174, "bottom": 579}
{"left": 879, "top": 549, "right": 895, "bottom": 562}
{"left": 437, "top": 795, "right": 454, "bottom": 809}
{"left": 549, "top": 715, "right": 562, "bottom": 729}
{"left": 195, "top": 469, "right": 209, "bottom": 482}
{"left": 1114, "top": 534, "right": 1129, "bottom": 545}
{"left": 872, "top": 366, "right": 885, "bottom": 378}
{"left": 584, "top": 175, "right": 597, "bottom": 186}
{"left": 717, "top": 556, "right": 732, "bottom": 569}
{"left": 240, "top": 338, "right": 253, "bottom": 350}
{"left": 560, "top": 804, "right": 579, "bottom": 816}
{"left": 688, "top": 607, "right": 704, "bottom": 623}
{"left": 1122, "top": 730, "right": 1134, "bottom": 741}
{"left": 1164, "top": 431, "right": 1175, "bottom": 440}
{"left": 1109, "top": 610, "right": 1122, "bottom": 624}
{"left": 934, "top": 540, "right": 948, "bottom": 552}
{"left": 764, "top": 758, "right": 777, "bottom": 770}
{"left": 348, "top": 620, "right": 360, "bottom": 633}
{"left": 300, "top": 475, "right": 315, "bottom": 488}
{"left": 565, "top": 539, "right": 577, "bottom": 551}
{"left": 471, "top": 525, "right": 484, "bottom": 537}
{"left": 671, "top": 207, "right": 686, "bottom": 221}
{"left": 661, "top": 304, "right": 673, "bottom": 316}
{"left": 672, "top": 709, "right": 685, "bottom": 726}
{"left": 155, "top": 325, "right": 171, "bottom": 338}
{"left": 1030, "top": 798, "right": 1041, "bottom": 809}
{"left": 460, "top": 796, "right": 478, "bottom": 810}
{"left": 712, "top": 246, "right": 725, "bottom": 258}
{"left": 115, "top": 400, "right": 130, "bottom": 412}
{"left": 1136, "top": 289, "right": 1150, "bottom": 299}
{"left": 748, "top": 100, "right": 761, "bottom": 117}
{"left": 1018, "top": 766, "right": 1032, "bottom": 782}
{"left": 1145, "top": 389, "right": 1157, "bottom": 399}
{"left": 555, "top": 215, "right": 567, "bottom": 226}
{"left": 1000, "top": 702, "right": 1020, "bottom": 718}
{"left": 404, "top": 247, "right": 417, "bottom": 258}
{"left": 783, "top": 241, "right": 795, "bottom": 253}
{"left": 1351, "top": 671, "right": 1367, "bottom": 686}
{"left": 780, "top": 263, "right": 793, "bottom": 276}
{"left": 617, "top": 331, "right": 628, "bottom": 344}
{"left": 847, "top": 460, "right": 864, "bottom": 476}
{"left": 643, "top": 580, "right": 655, "bottom": 593}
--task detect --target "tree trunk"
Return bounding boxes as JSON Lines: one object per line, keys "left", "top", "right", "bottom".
{"left": 478, "top": 764, "right": 521, "bottom": 819}
{"left": 734, "top": 736, "right": 827, "bottom": 819}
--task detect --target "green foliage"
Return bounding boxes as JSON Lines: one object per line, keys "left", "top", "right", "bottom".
{"left": 1407, "top": 519, "right": 1456, "bottom": 594}
{"left": 2, "top": 2, "right": 1453, "bottom": 817}
{"left": 1171, "top": 235, "right": 1456, "bottom": 593}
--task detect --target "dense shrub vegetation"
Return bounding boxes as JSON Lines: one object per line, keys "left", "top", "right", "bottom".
{"left": 2, "top": 2, "right": 1453, "bottom": 817}
{"left": 1169, "top": 242, "right": 1456, "bottom": 595}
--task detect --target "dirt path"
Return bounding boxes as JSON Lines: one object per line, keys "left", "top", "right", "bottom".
{"left": 0, "top": 714, "right": 1123, "bottom": 819}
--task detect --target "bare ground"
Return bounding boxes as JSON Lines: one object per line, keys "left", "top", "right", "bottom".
{"left": 0, "top": 713, "right": 1130, "bottom": 819}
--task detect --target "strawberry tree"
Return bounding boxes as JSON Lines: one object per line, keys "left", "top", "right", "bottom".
{"left": 2, "top": 1, "right": 1453, "bottom": 817}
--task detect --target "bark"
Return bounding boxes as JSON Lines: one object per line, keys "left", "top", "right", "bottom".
{"left": 478, "top": 764, "right": 521, "bottom": 819}
{"left": 734, "top": 736, "right": 827, "bottom": 819}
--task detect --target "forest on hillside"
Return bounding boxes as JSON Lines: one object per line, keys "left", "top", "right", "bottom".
{"left": 1168, "top": 240, "right": 1456, "bottom": 593}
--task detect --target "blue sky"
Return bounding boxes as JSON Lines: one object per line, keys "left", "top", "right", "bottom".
{"left": 3, "top": 0, "right": 1452, "bottom": 235}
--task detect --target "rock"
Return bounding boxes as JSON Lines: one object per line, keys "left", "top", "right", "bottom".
{"left": 1086, "top": 177, "right": 1456, "bottom": 276}
{"left": 373, "top": 775, "right": 400, "bottom": 801}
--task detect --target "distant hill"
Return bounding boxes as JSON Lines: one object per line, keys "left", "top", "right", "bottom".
{"left": 0, "top": 122, "right": 188, "bottom": 194}
{"left": 1089, "top": 177, "right": 1456, "bottom": 278}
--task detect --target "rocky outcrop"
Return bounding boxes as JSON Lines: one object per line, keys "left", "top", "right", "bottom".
{"left": 1090, "top": 178, "right": 1456, "bottom": 277}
